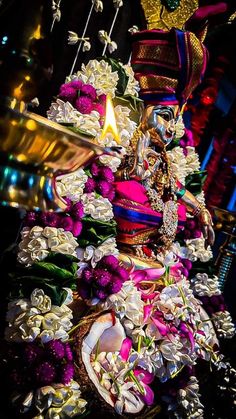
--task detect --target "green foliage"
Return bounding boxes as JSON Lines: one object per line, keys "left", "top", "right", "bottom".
{"left": 77, "top": 216, "right": 117, "bottom": 247}
{"left": 185, "top": 170, "right": 207, "bottom": 196}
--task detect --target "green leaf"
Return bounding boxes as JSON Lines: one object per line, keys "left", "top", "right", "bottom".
{"left": 30, "top": 261, "right": 75, "bottom": 281}
{"left": 185, "top": 170, "right": 207, "bottom": 196}
{"left": 78, "top": 216, "right": 117, "bottom": 246}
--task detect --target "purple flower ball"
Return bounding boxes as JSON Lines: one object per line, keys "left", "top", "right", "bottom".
{"left": 84, "top": 177, "right": 96, "bottom": 193}
{"left": 46, "top": 340, "right": 65, "bottom": 360}
{"left": 60, "top": 362, "right": 74, "bottom": 385}
{"left": 106, "top": 186, "right": 115, "bottom": 202}
{"left": 116, "top": 266, "right": 129, "bottom": 281}
{"left": 82, "top": 268, "right": 93, "bottom": 283}
{"left": 100, "top": 166, "right": 114, "bottom": 182}
{"left": 71, "top": 202, "right": 84, "bottom": 220}
{"left": 78, "top": 284, "right": 91, "bottom": 299}
{"left": 101, "top": 255, "right": 119, "bottom": 270}
{"left": 97, "top": 180, "right": 111, "bottom": 197}
{"left": 90, "top": 162, "right": 100, "bottom": 177}
{"left": 24, "top": 344, "right": 41, "bottom": 364}
{"left": 59, "top": 215, "right": 74, "bottom": 232}
{"left": 24, "top": 211, "right": 38, "bottom": 226}
{"left": 109, "top": 279, "right": 123, "bottom": 294}
{"left": 34, "top": 361, "right": 56, "bottom": 385}
{"left": 94, "top": 269, "right": 112, "bottom": 287}
{"left": 64, "top": 342, "right": 73, "bottom": 361}
{"left": 80, "top": 84, "right": 97, "bottom": 101}
{"left": 69, "top": 80, "right": 83, "bottom": 90}
{"left": 59, "top": 86, "right": 77, "bottom": 103}
{"left": 94, "top": 289, "right": 108, "bottom": 300}
{"left": 181, "top": 267, "right": 189, "bottom": 278}
{"left": 72, "top": 220, "right": 83, "bottom": 237}
{"left": 40, "top": 212, "right": 60, "bottom": 227}
{"left": 75, "top": 96, "right": 93, "bottom": 114}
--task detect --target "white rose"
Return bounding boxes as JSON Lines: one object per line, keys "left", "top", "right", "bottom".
{"left": 29, "top": 226, "right": 44, "bottom": 238}
{"left": 43, "top": 227, "right": 59, "bottom": 238}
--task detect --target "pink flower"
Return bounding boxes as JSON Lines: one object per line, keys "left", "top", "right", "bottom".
{"left": 69, "top": 80, "right": 83, "bottom": 90}
{"left": 92, "top": 103, "right": 105, "bottom": 116}
{"left": 80, "top": 84, "right": 97, "bottom": 100}
{"left": 84, "top": 177, "right": 96, "bottom": 193}
{"left": 59, "top": 215, "right": 74, "bottom": 231}
{"left": 100, "top": 166, "right": 114, "bottom": 182}
{"left": 90, "top": 162, "right": 101, "bottom": 177}
{"left": 133, "top": 368, "right": 155, "bottom": 406}
{"left": 72, "top": 220, "right": 82, "bottom": 236}
{"left": 97, "top": 180, "right": 111, "bottom": 197}
{"left": 75, "top": 96, "right": 93, "bottom": 114}
{"left": 59, "top": 86, "right": 77, "bottom": 103}
{"left": 119, "top": 337, "right": 132, "bottom": 362}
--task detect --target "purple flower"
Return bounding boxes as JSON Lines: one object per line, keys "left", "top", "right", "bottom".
{"left": 24, "top": 211, "right": 38, "bottom": 226}
{"left": 98, "top": 94, "right": 106, "bottom": 104}
{"left": 109, "top": 279, "right": 123, "bottom": 294}
{"left": 186, "top": 219, "right": 197, "bottom": 230}
{"left": 69, "top": 80, "right": 83, "bottom": 90}
{"left": 100, "top": 166, "right": 114, "bottom": 182}
{"left": 71, "top": 202, "right": 84, "bottom": 220}
{"left": 80, "top": 84, "right": 97, "bottom": 101}
{"left": 40, "top": 212, "right": 60, "bottom": 227}
{"left": 84, "top": 177, "right": 96, "bottom": 193}
{"left": 181, "top": 267, "right": 189, "bottom": 278}
{"left": 60, "top": 362, "right": 74, "bottom": 384}
{"left": 101, "top": 255, "right": 119, "bottom": 270}
{"left": 59, "top": 215, "right": 74, "bottom": 232}
{"left": 97, "top": 180, "right": 111, "bottom": 197}
{"left": 82, "top": 268, "right": 93, "bottom": 283}
{"left": 64, "top": 342, "right": 73, "bottom": 362}
{"left": 106, "top": 186, "right": 115, "bottom": 202}
{"left": 72, "top": 220, "right": 83, "bottom": 237}
{"left": 24, "top": 344, "right": 42, "bottom": 364}
{"left": 90, "top": 162, "right": 100, "bottom": 177}
{"left": 94, "top": 268, "right": 112, "bottom": 287}
{"left": 182, "top": 259, "right": 192, "bottom": 271}
{"left": 78, "top": 284, "right": 91, "bottom": 299}
{"left": 95, "top": 289, "right": 108, "bottom": 300}
{"left": 59, "top": 86, "right": 77, "bottom": 103}
{"left": 116, "top": 266, "right": 129, "bottom": 281}
{"left": 75, "top": 96, "right": 93, "bottom": 114}
{"left": 46, "top": 340, "right": 65, "bottom": 360}
{"left": 34, "top": 361, "right": 56, "bottom": 385}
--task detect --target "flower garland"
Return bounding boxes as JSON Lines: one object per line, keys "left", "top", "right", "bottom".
{"left": 2, "top": 58, "right": 235, "bottom": 419}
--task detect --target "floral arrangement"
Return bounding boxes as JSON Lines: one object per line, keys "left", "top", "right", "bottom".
{"left": 1, "top": 58, "right": 235, "bottom": 419}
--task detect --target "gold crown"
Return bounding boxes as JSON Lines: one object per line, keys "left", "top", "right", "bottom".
{"left": 140, "top": 0, "right": 199, "bottom": 30}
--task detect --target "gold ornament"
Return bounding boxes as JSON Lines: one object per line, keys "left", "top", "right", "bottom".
{"left": 140, "top": 0, "right": 199, "bottom": 30}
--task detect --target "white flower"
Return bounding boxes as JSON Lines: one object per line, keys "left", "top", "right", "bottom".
{"left": 17, "top": 226, "right": 78, "bottom": 266}
{"left": 212, "top": 311, "right": 235, "bottom": 339}
{"left": 77, "top": 237, "right": 119, "bottom": 267}
{"left": 26, "top": 380, "right": 87, "bottom": 417}
{"left": 185, "top": 238, "right": 213, "bottom": 262}
{"left": 128, "top": 25, "right": 139, "bottom": 34}
{"left": 98, "top": 30, "right": 117, "bottom": 54}
{"left": 81, "top": 193, "right": 113, "bottom": 221}
{"left": 185, "top": 147, "right": 201, "bottom": 176}
{"left": 92, "top": 0, "right": 103, "bottom": 13}
{"left": 174, "top": 115, "right": 185, "bottom": 139}
{"left": 113, "top": 0, "right": 123, "bottom": 8}
{"left": 74, "top": 60, "right": 119, "bottom": 97}
{"left": 56, "top": 168, "right": 88, "bottom": 202}
{"left": 83, "top": 40, "right": 91, "bottom": 52}
{"left": 167, "top": 146, "right": 188, "bottom": 184}
{"left": 103, "top": 281, "right": 144, "bottom": 327}
{"left": 47, "top": 99, "right": 81, "bottom": 124}
{"left": 5, "top": 289, "right": 73, "bottom": 343}
{"left": 31, "top": 289, "right": 51, "bottom": 313}
{"left": 178, "top": 376, "right": 204, "bottom": 418}
{"left": 98, "top": 154, "right": 122, "bottom": 172}
{"left": 191, "top": 273, "right": 221, "bottom": 297}
{"left": 123, "top": 64, "right": 140, "bottom": 97}
{"left": 68, "top": 31, "right": 79, "bottom": 45}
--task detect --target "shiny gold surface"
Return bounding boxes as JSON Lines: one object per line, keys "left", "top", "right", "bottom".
{"left": 140, "top": 0, "right": 198, "bottom": 30}
{"left": 212, "top": 207, "right": 236, "bottom": 235}
{"left": 0, "top": 105, "right": 106, "bottom": 211}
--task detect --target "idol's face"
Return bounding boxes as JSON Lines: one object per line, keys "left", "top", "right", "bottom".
{"left": 142, "top": 105, "right": 180, "bottom": 145}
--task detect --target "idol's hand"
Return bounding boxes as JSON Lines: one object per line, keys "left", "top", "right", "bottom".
{"left": 197, "top": 208, "right": 215, "bottom": 248}
{"left": 129, "top": 131, "right": 151, "bottom": 179}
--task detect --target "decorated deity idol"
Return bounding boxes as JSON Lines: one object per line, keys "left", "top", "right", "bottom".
{"left": 114, "top": 28, "right": 214, "bottom": 260}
